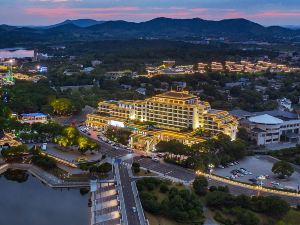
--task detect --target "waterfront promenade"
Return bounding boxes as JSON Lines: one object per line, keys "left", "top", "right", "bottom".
{"left": 0, "top": 163, "right": 89, "bottom": 188}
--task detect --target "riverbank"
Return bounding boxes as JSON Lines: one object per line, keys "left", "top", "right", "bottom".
{"left": 0, "top": 163, "right": 89, "bottom": 188}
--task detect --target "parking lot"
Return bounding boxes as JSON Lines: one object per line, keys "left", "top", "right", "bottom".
{"left": 214, "top": 155, "right": 300, "bottom": 191}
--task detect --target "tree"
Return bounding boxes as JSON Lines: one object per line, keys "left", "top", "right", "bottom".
{"left": 50, "top": 98, "right": 73, "bottom": 115}
{"left": 251, "top": 196, "right": 290, "bottom": 219}
{"left": 63, "top": 126, "right": 79, "bottom": 140}
{"left": 132, "top": 162, "right": 140, "bottom": 174}
{"left": 272, "top": 160, "right": 294, "bottom": 178}
{"left": 105, "top": 126, "right": 132, "bottom": 145}
{"left": 97, "top": 162, "right": 112, "bottom": 174}
{"left": 160, "top": 184, "right": 169, "bottom": 193}
{"left": 2, "top": 144, "right": 29, "bottom": 157}
{"left": 32, "top": 154, "right": 56, "bottom": 169}
{"left": 77, "top": 135, "right": 89, "bottom": 151}
{"left": 55, "top": 136, "right": 72, "bottom": 148}
{"left": 237, "top": 128, "right": 250, "bottom": 142}
{"left": 205, "top": 191, "right": 235, "bottom": 209}
{"left": 234, "top": 207, "right": 259, "bottom": 225}
{"left": 193, "top": 175, "right": 208, "bottom": 196}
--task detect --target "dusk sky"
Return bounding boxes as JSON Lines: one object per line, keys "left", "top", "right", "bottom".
{"left": 1, "top": 0, "right": 300, "bottom": 26}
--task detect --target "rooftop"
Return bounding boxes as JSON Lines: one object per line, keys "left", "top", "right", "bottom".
{"left": 155, "top": 91, "right": 196, "bottom": 100}
{"left": 230, "top": 109, "right": 299, "bottom": 121}
{"left": 248, "top": 114, "right": 283, "bottom": 125}
{"left": 21, "top": 113, "right": 47, "bottom": 117}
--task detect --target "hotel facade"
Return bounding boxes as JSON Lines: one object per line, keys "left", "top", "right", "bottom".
{"left": 86, "top": 91, "right": 238, "bottom": 151}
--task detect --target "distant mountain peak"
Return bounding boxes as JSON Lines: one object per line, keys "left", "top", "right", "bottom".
{"left": 45, "top": 19, "right": 106, "bottom": 29}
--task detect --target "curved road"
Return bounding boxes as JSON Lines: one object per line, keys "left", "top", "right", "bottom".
{"left": 81, "top": 129, "right": 300, "bottom": 205}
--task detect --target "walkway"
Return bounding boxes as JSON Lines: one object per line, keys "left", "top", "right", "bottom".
{"left": 0, "top": 163, "right": 89, "bottom": 188}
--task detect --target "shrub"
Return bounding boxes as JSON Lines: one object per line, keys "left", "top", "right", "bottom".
{"left": 193, "top": 175, "right": 208, "bottom": 196}
{"left": 160, "top": 184, "right": 169, "bottom": 193}
{"left": 132, "top": 162, "right": 140, "bottom": 174}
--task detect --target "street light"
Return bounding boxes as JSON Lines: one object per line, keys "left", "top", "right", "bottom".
{"left": 208, "top": 163, "right": 215, "bottom": 179}
{"left": 257, "top": 175, "right": 266, "bottom": 189}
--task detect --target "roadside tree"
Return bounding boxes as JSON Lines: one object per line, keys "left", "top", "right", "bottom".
{"left": 272, "top": 160, "right": 294, "bottom": 179}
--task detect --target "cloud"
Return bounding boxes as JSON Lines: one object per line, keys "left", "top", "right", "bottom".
{"left": 1, "top": 0, "right": 300, "bottom": 25}
{"left": 25, "top": 7, "right": 140, "bottom": 18}
{"left": 256, "top": 10, "right": 300, "bottom": 18}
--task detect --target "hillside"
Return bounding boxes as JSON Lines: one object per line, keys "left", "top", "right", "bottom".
{"left": 1, "top": 17, "right": 299, "bottom": 47}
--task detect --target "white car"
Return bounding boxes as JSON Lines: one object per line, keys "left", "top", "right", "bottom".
{"left": 152, "top": 157, "right": 160, "bottom": 162}
{"left": 271, "top": 181, "right": 280, "bottom": 186}
{"left": 132, "top": 207, "right": 137, "bottom": 213}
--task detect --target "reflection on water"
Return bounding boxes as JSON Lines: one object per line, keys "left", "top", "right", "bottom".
{"left": 0, "top": 48, "right": 34, "bottom": 58}
{"left": 0, "top": 169, "right": 88, "bottom": 225}
{"left": 3, "top": 169, "right": 29, "bottom": 183}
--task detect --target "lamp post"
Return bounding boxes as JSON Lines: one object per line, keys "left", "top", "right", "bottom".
{"left": 257, "top": 175, "right": 265, "bottom": 196}
{"left": 208, "top": 163, "right": 215, "bottom": 180}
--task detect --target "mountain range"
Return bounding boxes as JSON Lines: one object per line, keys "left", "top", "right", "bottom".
{"left": 1, "top": 18, "right": 300, "bottom": 47}
{"left": 43, "top": 19, "right": 106, "bottom": 28}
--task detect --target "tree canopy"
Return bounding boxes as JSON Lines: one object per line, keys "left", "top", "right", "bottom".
{"left": 272, "top": 160, "right": 294, "bottom": 179}
{"left": 50, "top": 98, "right": 73, "bottom": 116}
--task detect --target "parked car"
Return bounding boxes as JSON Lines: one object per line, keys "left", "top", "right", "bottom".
{"left": 249, "top": 178, "right": 257, "bottom": 183}
{"left": 271, "top": 181, "right": 280, "bottom": 186}
{"left": 152, "top": 157, "right": 160, "bottom": 162}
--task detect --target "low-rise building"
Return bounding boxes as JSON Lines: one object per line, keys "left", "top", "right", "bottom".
{"left": 278, "top": 97, "right": 293, "bottom": 112}
{"left": 105, "top": 70, "right": 133, "bottom": 80}
{"left": 230, "top": 109, "right": 300, "bottom": 146}
{"left": 20, "top": 113, "right": 48, "bottom": 124}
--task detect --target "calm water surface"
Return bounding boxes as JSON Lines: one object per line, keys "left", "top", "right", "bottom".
{"left": 0, "top": 48, "right": 34, "bottom": 58}
{"left": 0, "top": 170, "right": 88, "bottom": 225}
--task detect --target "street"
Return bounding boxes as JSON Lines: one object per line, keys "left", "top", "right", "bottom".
{"left": 118, "top": 164, "right": 144, "bottom": 225}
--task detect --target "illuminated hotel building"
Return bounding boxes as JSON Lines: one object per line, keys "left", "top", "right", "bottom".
{"left": 86, "top": 91, "right": 238, "bottom": 151}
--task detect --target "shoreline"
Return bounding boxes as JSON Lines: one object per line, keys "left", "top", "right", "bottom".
{"left": 0, "top": 163, "right": 90, "bottom": 189}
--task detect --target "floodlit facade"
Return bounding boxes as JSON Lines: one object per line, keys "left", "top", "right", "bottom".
{"left": 86, "top": 91, "right": 238, "bottom": 151}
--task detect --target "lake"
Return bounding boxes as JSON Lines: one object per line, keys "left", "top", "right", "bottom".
{"left": 0, "top": 48, "right": 34, "bottom": 58}
{"left": 0, "top": 169, "right": 89, "bottom": 225}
